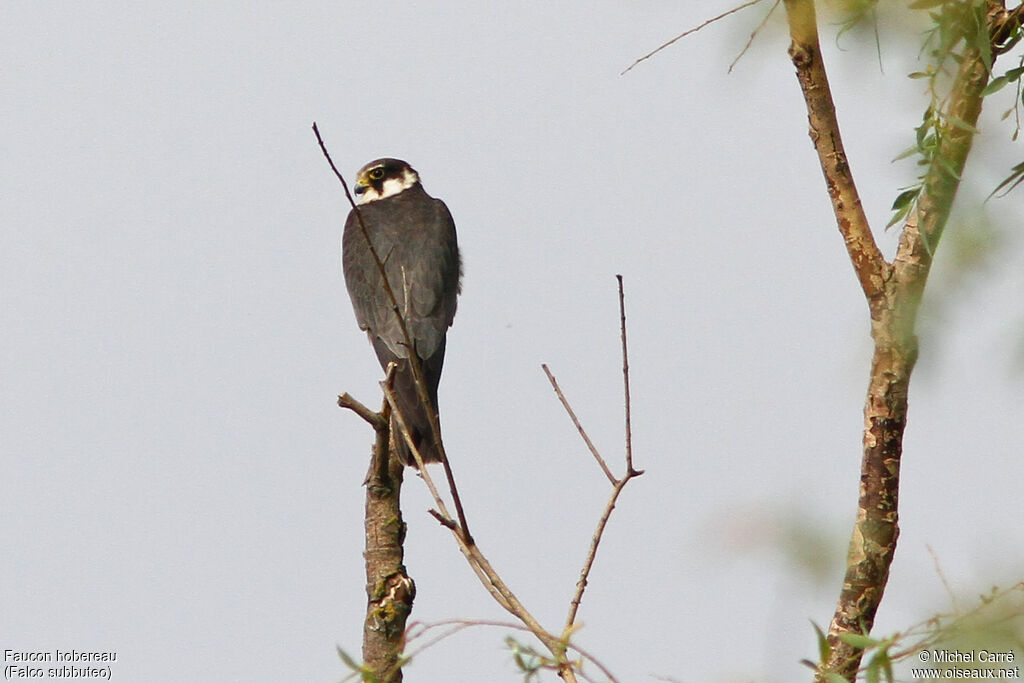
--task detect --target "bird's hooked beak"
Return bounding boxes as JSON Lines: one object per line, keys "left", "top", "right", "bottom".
{"left": 354, "top": 182, "right": 367, "bottom": 196}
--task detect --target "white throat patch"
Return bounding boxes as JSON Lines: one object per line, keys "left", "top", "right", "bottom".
{"left": 358, "top": 168, "right": 420, "bottom": 204}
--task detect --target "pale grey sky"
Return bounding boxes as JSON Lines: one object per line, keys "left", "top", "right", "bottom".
{"left": 3, "top": 2, "right": 1023, "bottom": 681}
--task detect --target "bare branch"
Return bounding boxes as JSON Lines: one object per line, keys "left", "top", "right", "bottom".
{"left": 337, "top": 392, "right": 387, "bottom": 430}
{"left": 783, "top": 0, "right": 890, "bottom": 308}
{"left": 564, "top": 474, "right": 637, "bottom": 635}
{"left": 563, "top": 277, "right": 644, "bottom": 634}
{"left": 360, "top": 377, "right": 409, "bottom": 682}
{"left": 729, "top": 0, "right": 782, "bottom": 73}
{"left": 312, "top": 122, "right": 361, "bottom": 210}
{"left": 542, "top": 364, "right": 617, "bottom": 486}
{"left": 382, "top": 379, "right": 558, "bottom": 644}
{"left": 434, "top": 433, "right": 473, "bottom": 544}
{"left": 616, "top": 275, "right": 638, "bottom": 476}
{"left": 427, "top": 508, "right": 457, "bottom": 530}
{"left": 621, "top": 0, "right": 764, "bottom": 75}
{"left": 926, "top": 544, "right": 959, "bottom": 614}
{"left": 383, "top": 381, "right": 451, "bottom": 519}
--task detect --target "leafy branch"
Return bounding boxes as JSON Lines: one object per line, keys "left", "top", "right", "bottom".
{"left": 805, "top": 582, "right": 1024, "bottom": 683}
{"left": 889, "top": 1, "right": 1024, "bottom": 228}
{"left": 780, "top": 1, "right": 1020, "bottom": 680}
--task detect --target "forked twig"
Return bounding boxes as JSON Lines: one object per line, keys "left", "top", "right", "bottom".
{"left": 729, "top": 0, "right": 782, "bottom": 73}
{"left": 621, "top": 0, "right": 764, "bottom": 75}
{"left": 546, "top": 277, "right": 644, "bottom": 635}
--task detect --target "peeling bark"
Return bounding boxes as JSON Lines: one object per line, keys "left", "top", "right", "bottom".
{"left": 780, "top": 1, "right": 998, "bottom": 680}
{"left": 362, "top": 429, "right": 412, "bottom": 682}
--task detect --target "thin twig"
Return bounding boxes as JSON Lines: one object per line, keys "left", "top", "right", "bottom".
{"left": 616, "top": 275, "right": 636, "bottom": 475}
{"left": 926, "top": 544, "right": 960, "bottom": 614}
{"left": 382, "top": 379, "right": 510, "bottom": 612}
{"left": 563, "top": 277, "right": 644, "bottom": 634}
{"left": 383, "top": 381, "right": 452, "bottom": 521}
{"left": 542, "top": 364, "right": 617, "bottom": 486}
{"left": 621, "top": 0, "right": 764, "bottom": 75}
{"left": 313, "top": 122, "right": 360, "bottom": 208}
{"left": 434, "top": 432, "right": 473, "bottom": 543}
{"left": 404, "top": 619, "right": 620, "bottom": 683}
{"left": 383, "top": 360, "right": 579, "bottom": 680}
{"left": 428, "top": 508, "right": 458, "bottom": 530}
{"left": 729, "top": 0, "right": 782, "bottom": 73}
{"left": 382, "top": 380, "right": 525, "bottom": 617}
{"left": 564, "top": 475, "right": 637, "bottom": 634}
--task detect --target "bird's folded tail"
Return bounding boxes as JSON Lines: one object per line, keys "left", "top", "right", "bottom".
{"left": 388, "top": 358, "right": 442, "bottom": 467}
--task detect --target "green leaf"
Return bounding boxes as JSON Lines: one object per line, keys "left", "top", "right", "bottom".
{"left": 909, "top": 0, "right": 945, "bottom": 9}
{"left": 982, "top": 75, "right": 1009, "bottom": 96}
{"left": 336, "top": 647, "right": 361, "bottom": 671}
{"left": 937, "top": 156, "right": 962, "bottom": 180}
{"left": 892, "top": 144, "right": 920, "bottom": 162}
{"left": 974, "top": 6, "right": 994, "bottom": 73}
{"left": 908, "top": 71, "right": 931, "bottom": 79}
{"left": 866, "top": 655, "right": 880, "bottom": 683}
{"left": 878, "top": 650, "right": 895, "bottom": 683}
{"left": 919, "top": 222, "right": 934, "bottom": 257}
{"left": 824, "top": 674, "right": 850, "bottom": 683}
{"left": 945, "top": 114, "right": 980, "bottom": 134}
{"left": 839, "top": 632, "right": 878, "bottom": 650}
{"left": 989, "top": 161, "right": 1024, "bottom": 198}
{"left": 865, "top": 648, "right": 895, "bottom": 683}
{"left": 1006, "top": 66, "right": 1024, "bottom": 82}
{"left": 915, "top": 107, "right": 935, "bottom": 149}
{"left": 890, "top": 187, "right": 920, "bottom": 212}
{"left": 887, "top": 201, "right": 914, "bottom": 229}
{"left": 811, "top": 621, "right": 832, "bottom": 664}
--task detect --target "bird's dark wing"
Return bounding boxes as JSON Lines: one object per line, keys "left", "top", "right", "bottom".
{"left": 402, "top": 196, "right": 460, "bottom": 358}
{"left": 342, "top": 186, "right": 460, "bottom": 362}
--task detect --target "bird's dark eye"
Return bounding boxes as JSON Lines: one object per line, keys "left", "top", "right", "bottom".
{"left": 368, "top": 168, "right": 385, "bottom": 180}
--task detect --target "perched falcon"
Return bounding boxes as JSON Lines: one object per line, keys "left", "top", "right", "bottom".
{"left": 342, "top": 158, "right": 461, "bottom": 466}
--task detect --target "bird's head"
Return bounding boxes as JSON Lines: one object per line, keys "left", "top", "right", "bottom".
{"left": 353, "top": 158, "right": 420, "bottom": 204}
